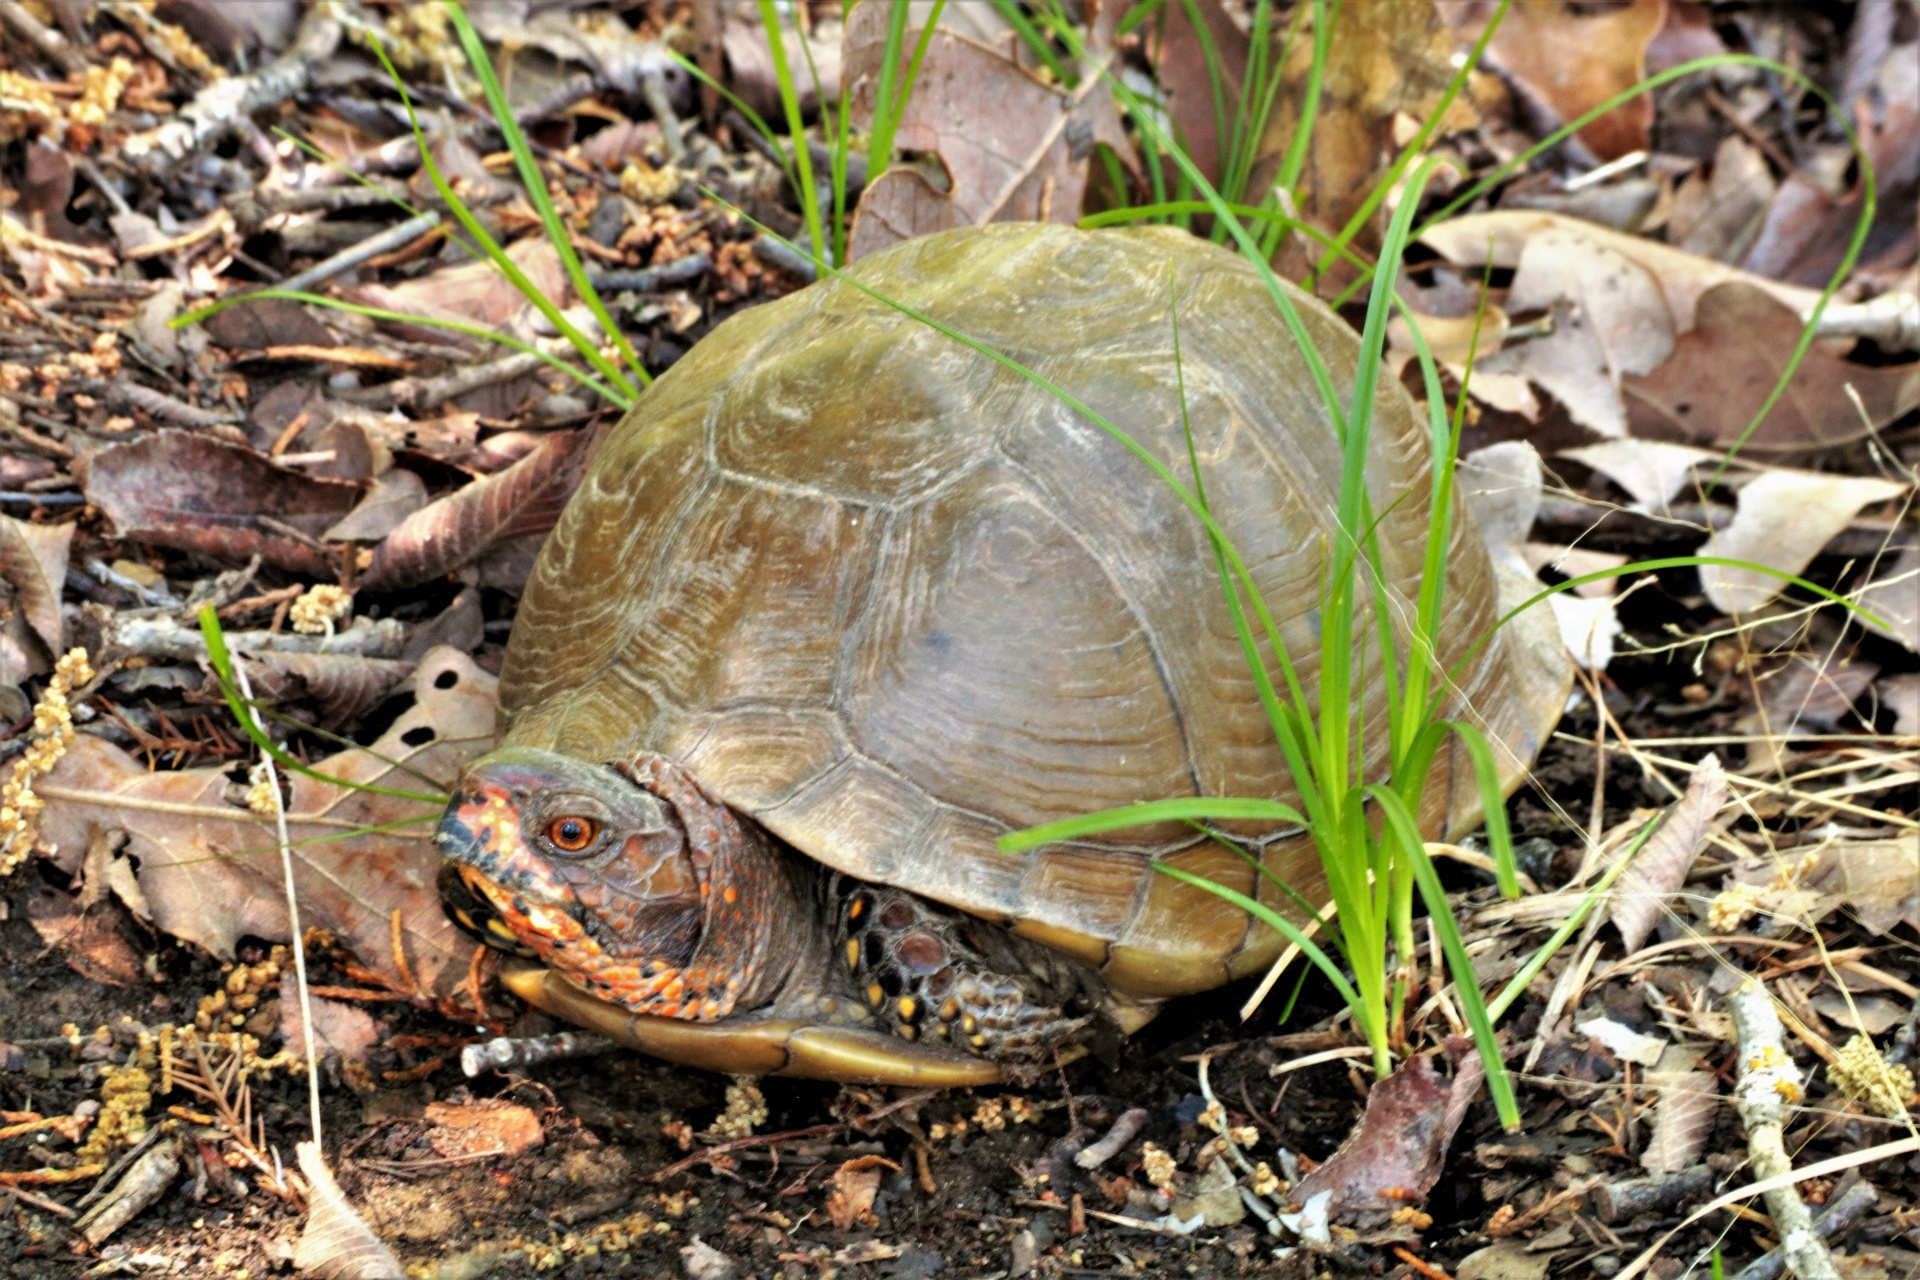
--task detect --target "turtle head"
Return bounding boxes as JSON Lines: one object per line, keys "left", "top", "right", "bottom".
{"left": 437, "top": 747, "right": 705, "bottom": 1003}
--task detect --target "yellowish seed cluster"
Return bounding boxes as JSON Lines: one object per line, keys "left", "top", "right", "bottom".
{"left": 71, "top": 57, "right": 136, "bottom": 128}
{"left": 1828, "top": 1035, "right": 1915, "bottom": 1119}
{"left": 244, "top": 761, "right": 279, "bottom": 817}
{"left": 1251, "top": 1162, "right": 1281, "bottom": 1198}
{"left": 972, "top": 1097, "right": 1006, "bottom": 1132}
{"left": 2, "top": 649, "right": 95, "bottom": 877}
{"left": 1708, "top": 853, "right": 1823, "bottom": 933}
{"left": 290, "top": 584, "right": 353, "bottom": 635}
{"left": 1139, "top": 1142, "right": 1176, "bottom": 1189}
{"left": 619, "top": 160, "right": 682, "bottom": 206}
{"left": 195, "top": 949, "right": 288, "bottom": 1032}
{"left": 79, "top": 1063, "right": 153, "bottom": 1160}
{"left": 0, "top": 72, "right": 58, "bottom": 142}
{"left": 380, "top": 2, "right": 480, "bottom": 97}
{"left": 67, "top": 333, "right": 122, "bottom": 380}
{"left": 711, "top": 1076, "right": 767, "bottom": 1139}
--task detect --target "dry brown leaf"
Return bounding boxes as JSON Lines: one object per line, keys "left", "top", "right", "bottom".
{"left": 235, "top": 652, "right": 416, "bottom": 732}
{"left": 1262, "top": 0, "right": 1470, "bottom": 265}
{"left": 843, "top": 5, "right": 1130, "bottom": 260}
{"left": 1151, "top": 0, "right": 1250, "bottom": 186}
{"left": 1697, "top": 468, "right": 1906, "bottom": 614}
{"left": 81, "top": 431, "right": 361, "bottom": 578}
{"left": 1638, "top": 1072, "right": 1716, "bottom": 1173}
{"left": 37, "top": 648, "right": 492, "bottom": 995}
{"left": 1877, "top": 671, "right": 1920, "bottom": 735}
{"left": 360, "top": 430, "right": 586, "bottom": 593}
{"left": 27, "top": 882, "right": 145, "bottom": 987}
{"left": 1742, "top": 33, "right": 1918, "bottom": 286}
{"left": 1292, "top": 1052, "right": 1471, "bottom": 1222}
{"left": 723, "top": 2, "right": 842, "bottom": 117}
{"left": 1476, "top": 228, "right": 1674, "bottom": 437}
{"left": 324, "top": 468, "right": 428, "bottom": 542}
{"left": 1624, "top": 282, "right": 1920, "bottom": 451}
{"left": 1809, "top": 991, "right": 1905, "bottom": 1035}
{"left": 294, "top": 1141, "right": 406, "bottom": 1280}
{"left": 425, "top": 1100, "right": 545, "bottom": 1158}
{"left": 1667, "top": 136, "right": 1776, "bottom": 265}
{"left": 1560, "top": 439, "right": 1721, "bottom": 515}
{"left": 1463, "top": 0, "right": 1665, "bottom": 161}
{"left": 1608, "top": 753, "right": 1726, "bottom": 955}
{"left": 1418, "top": 210, "right": 1821, "bottom": 334}
{"left": 1806, "top": 836, "right": 1920, "bottom": 936}
{"left": 348, "top": 236, "right": 570, "bottom": 336}
{"left": 825, "top": 1154, "right": 897, "bottom": 1231}
{"left": 278, "top": 974, "right": 381, "bottom": 1062}
{"left": 0, "top": 515, "right": 73, "bottom": 654}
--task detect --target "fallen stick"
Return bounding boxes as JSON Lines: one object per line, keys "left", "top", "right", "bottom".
{"left": 1727, "top": 981, "right": 1839, "bottom": 1280}
{"left": 1731, "top": 1180, "right": 1879, "bottom": 1280}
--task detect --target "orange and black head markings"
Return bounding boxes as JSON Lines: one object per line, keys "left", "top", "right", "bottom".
{"left": 547, "top": 815, "right": 599, "bottom": 852}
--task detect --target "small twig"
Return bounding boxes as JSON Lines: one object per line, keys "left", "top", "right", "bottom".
{"left": 112, "top": 380, "right": 244, "bottom": 428}
{"left": 752, "top": 234, "right": 817, "bottom": 282}
{"left": 590, "top": 253, "right": 712, "bottom": 293}
{"left": 269, "top": 211, "right": 441, "bottom": 297}
{"left": 0, "top": 0, "right": 87, "bottom": 73}
{"left": 1731, "top": 1180, "right": 1880, "bottom": 1280}
{"left": 69, "top": 1125, "right": 167, "bottom": 1213}
{"left": 648, "top": 1124, "right": 840, "bottom": 1182}
{"left": 376, "top": 350, "right": 546, "bottom": 412}
{"left": 1074, "top": 1108, "right": 1148, "bottom": 1170}
{"left": 1, "top": 1181, "right": 76, "bottom": 1219}
{"left": 638, "top": 64, "right": 685, "bottom": 161}
{"left": 1727, "top": 981, "right": 1839, "bottom": 1280}
{"left": 461, "top": 1031, "right": 615, "bottom": 1078}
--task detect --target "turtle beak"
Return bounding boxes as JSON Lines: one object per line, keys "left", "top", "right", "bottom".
{"left": 436, "top": 787, "right": 584, "bottom": 957}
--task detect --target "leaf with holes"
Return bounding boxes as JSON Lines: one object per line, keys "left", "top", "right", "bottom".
{"left": 35, "top": 648, "right": 492, "bottom": 995}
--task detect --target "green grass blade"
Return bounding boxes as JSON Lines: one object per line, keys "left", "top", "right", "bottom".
{"left": 865, "top": 0, "right": 913, "bottom": 177}
{"left": 1368, "top": 783, "right": 1519, "bottom": 1128}
{"left": 1271, "top": 0, "right": 1333, "bottom": 196}
{"left": 998, "top": 797, "right": 1310, "bottom": 852}
{"left": 1484, "top": 813, "right": 1655, "bottom": 1022}
{"left": 1441, "top": 720, "right": 1518, "bottom": 899}
{"left": 198, "top": 607, "right": 450, "bottom": 805}
{"left": 1117, "top": 0, "right": 1168, "bottom": 38}
{"left": 441, "top": 1, "right": 646, "bottom": 391}
{"left": 663, "top": 49, "right": 802, "bottom": 195}
{"left": 1152, "top": 862, "right": 1362, "bottom": 1012}
{"left": 1079, "top": 199, "right": 1373, "bottom": 272}
{"left": 757, "top": 0, "right": 827, "bottom": 266}
{"left": 987, "top": 0, "right": 1073, "bottom": 86}
{"left": 366, "top": 32, "right": 640, "bottom": 402}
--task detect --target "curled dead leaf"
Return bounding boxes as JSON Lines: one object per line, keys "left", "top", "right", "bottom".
{"left": 825, "top": 1154, "right": 898, "bottom": 1231}
{"left": 1608, "top": 753, "right": 1726, "bottom": 955}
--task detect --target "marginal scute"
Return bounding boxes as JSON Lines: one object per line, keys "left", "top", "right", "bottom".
{"left": 503, "top": 223, "right": 1572, "bottom": 1001}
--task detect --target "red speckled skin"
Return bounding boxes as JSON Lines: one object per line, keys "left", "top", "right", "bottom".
{"left": 438, "top": 747, "right": 802, "bottom": 1022}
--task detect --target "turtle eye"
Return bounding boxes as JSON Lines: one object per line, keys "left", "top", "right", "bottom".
{"left": 546, "top": 816, "right": 599, "bottom": 853}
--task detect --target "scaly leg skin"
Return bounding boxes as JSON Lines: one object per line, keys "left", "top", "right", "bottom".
{"left": 821, "top": 875, "right": 1100, "bottom": 1061}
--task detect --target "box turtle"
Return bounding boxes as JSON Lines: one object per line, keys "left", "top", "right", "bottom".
{"left": 437, "top": 223, "right": 1569, "bottom": 1087}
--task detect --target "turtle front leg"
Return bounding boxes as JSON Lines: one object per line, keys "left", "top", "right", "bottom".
{"left": 823, "top": 878, "right": 1098, "bottom": 1062}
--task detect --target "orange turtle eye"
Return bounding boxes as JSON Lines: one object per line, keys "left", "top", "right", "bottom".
{"left": 546, "top": 816, "right": 599, "bottom": 853}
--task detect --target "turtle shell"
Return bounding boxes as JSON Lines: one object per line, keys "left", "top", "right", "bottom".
{"left": 498, "top": 223, "right": 1568, "bottom": 1001}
